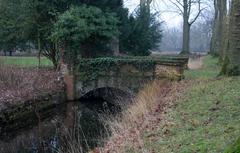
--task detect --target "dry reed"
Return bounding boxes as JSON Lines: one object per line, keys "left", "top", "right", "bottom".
{"left": 97, "top": 80, "right": 173, "bottom": 153}
{"left": 0, "top": 62, "right": 63, "bottom": 109}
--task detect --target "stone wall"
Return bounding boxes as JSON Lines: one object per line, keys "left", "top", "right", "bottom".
{"left": 72, "top": 56, "right": 188, "bottom": 100}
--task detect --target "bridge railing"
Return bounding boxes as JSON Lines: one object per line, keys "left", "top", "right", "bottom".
{"left": 73, "top": 56, "right": 189, "bottom": 81}
{"left": 70, "top": 56, "right": 188, "bottom": 100}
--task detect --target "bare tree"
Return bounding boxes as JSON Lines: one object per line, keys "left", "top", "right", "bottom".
{"left": 161, "top": 17, "right": 213, "bottom": 53}
{"left": 221, "top": 0, "right": 240, "bottom": 75}
{"left": 210, "top": 0, "right": 227, "bottom": 57}
{"left": 164, "top": 0, "right": 206, "bottom": 54}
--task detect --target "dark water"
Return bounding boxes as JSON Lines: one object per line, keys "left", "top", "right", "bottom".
{"left": 0, "top": 98, "right": 120, "bottom": 153}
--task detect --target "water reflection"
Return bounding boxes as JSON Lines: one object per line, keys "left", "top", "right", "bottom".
{"left": 0, "top": 98, "right": 120, "bottom": 153}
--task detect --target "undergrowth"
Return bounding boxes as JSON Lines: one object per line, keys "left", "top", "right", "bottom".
{"left": 101, "top": 56, "right": 240, "bottom": 153}
{"left": 0, "top": 62, "right": 63, "bottom": 106}
{"left": 99, "top": 80, "right": 185, "bottom": 153}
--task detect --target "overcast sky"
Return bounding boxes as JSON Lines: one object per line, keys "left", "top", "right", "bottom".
{"left": 124, "top": 0, "right": 214, "bottom": 28}
{"left": 124, "top": 0, "right": 182, "bottom": 28}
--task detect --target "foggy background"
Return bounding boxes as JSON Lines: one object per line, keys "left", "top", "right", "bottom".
{"left": 124, "top": 0, "right": 214, "bottom": 53}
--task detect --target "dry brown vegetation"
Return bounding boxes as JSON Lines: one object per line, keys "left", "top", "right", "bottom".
{"left": 96, "top": 80, "right": 188, "bottom": 153}
{"left": 0, "top": 63, "right": 64, "bottom": 110}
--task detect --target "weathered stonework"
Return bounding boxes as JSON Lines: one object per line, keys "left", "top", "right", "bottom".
{"left": 155, "top": 65, "right": 184, "bottom": 80}
{"left": 71, "top": 56, "right": 189, "bottom": 100}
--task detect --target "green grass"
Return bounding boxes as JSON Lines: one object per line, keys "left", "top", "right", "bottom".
{"left": 185, "top": 56, "right": 220, "bottom": 79}
{"left": 225, "top": 138, "right": 240, "bottom": 153}
{"left": 0, "top": 56, "right": 53, "bottom": 67}
{"left": 143, "top": 56, "right": 240, "bottom": 153}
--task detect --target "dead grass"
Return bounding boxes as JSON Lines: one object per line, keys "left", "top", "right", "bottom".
{"left": 95, "top": 56, "right": 239, "bottom": 153}
{"left": 0, "top": 62, "right": 64, "bottom": 110}
{"left": 98, "top": 80, "right": 187, "bottom": 153}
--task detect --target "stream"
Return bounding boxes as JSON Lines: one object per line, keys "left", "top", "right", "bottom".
{"left": 0, "top": 98, "right": 120, "bottom": 153}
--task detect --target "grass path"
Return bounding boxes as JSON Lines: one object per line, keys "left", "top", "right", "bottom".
{"left": 188, "top": 57, "right": 203, "bottom": 70}
{"left": 185, "top": 56, "right": 220, "bottom": 79}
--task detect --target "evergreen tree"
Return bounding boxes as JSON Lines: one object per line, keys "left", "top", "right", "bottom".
{"left": 120, "top": 4, "right": 162, "bottom": 56}
{"left": 0, "top": 0, "right": 34, "bottom": 55}
{"left": 52, "top": 5, "right": 119, "bottom": 63}
{"left": 0, "top": 0, "right": 125, "bottom": 67}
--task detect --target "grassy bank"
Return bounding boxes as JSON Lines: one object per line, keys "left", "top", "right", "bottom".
{"left": 185, "top": 56, "right": 219, "bottom": 79}
{"left": 101, "top": 56, "right": 240, "bottom": 153}
{"left": 0, "top": 56, "right": 53, "bottom": 67}
{"left": 142, "top": 56, "right": 240, "bottom": 153}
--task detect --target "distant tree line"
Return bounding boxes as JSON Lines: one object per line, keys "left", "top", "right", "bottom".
{"left": 0, "top": 0, "right": 162, "bottom": 68}
{"left": 160, "top": 16, "right": 213, "bottom": 53}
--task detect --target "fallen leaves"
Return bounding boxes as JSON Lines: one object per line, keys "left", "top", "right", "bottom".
{"left": 99, "top": 80, "right": 189, "bottom": 153}
{"left": 0, "top": 66, "right": 64, "bottom": 110}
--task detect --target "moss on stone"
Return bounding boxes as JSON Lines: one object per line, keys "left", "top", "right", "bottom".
{"left": 74, "top": 56, "right": 188, "bottom": 82}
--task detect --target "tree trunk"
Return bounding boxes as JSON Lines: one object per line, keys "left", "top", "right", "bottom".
{"left": 223, "top": 0, "right": 240, "bottom": 75}
{"left": 216, "top": 0, "right": 227, "bottom": 60}
{"left": 219, "top": 0, "right": 227, "bottom": 59}
{"left": 219, "top": 10, "right": 229, "bottom": 62}
{"left": 9, "top": 50, "right": 12, "bottom": 56}
{"left": 210, "top": 0, "right": 227, "bottom": 57}
{"left": 210, "top": 0, "right": 220, "bottom": 56}
{"left": 37, "top": 30, "right": 41, "bottom": 68}
{"left": 181, "top": 0, "right": 190, "bottom": 54}
{"left": 182, "top": 21, "right": 190, "bottom": 54}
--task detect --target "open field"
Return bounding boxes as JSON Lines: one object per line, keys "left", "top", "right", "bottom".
{"left": 0, "top": 56, "right": 53, "bottom": 67}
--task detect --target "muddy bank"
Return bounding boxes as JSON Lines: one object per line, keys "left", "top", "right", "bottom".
{"left": 0, "top": 91, "right": 66, "bottom": 135}
{"left": 0, "top": 66, "right": 66, "bottom": 135}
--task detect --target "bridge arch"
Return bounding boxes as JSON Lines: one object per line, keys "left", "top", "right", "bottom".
{"left": 64, "top": 56, "right": 189, "bottom": 101}
{"left": 82, "top": 87, "right": 133, "bottom": 104}
{"left": 76, "top": 84, "right": 134, "bottom": 103}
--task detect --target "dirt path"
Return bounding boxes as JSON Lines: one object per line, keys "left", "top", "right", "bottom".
{"left": 188, "top": 56, "right": 204, "bottom": 70}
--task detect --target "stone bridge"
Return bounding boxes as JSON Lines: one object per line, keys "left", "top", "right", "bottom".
{"left": 65, "top": 56, "right": 189, "bottom": 100}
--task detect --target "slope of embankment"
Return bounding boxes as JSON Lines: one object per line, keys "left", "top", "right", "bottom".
{"left": 100, "top": 56, "right": 240, "bottom": 153}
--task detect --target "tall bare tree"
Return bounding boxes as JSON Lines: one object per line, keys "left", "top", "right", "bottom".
{"left": 167, "top": 0, "right": 205, "bottom": 54}
{"left": 210, "top": 0, "right": 227, "bottom": 57}
{"left": 222, "top": 0, "right": 240, "bottom": 75}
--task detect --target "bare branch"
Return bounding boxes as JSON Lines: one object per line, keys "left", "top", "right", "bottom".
{"left": 168, "top": 0, "right": 184, "bottom": 15}
{"left": 189, "top": 0, "right": 205, "bottom": 25}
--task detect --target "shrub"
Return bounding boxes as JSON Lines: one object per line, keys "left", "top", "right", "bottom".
{"left": 52, "top": 5, "right": 119, "bottom": 62}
